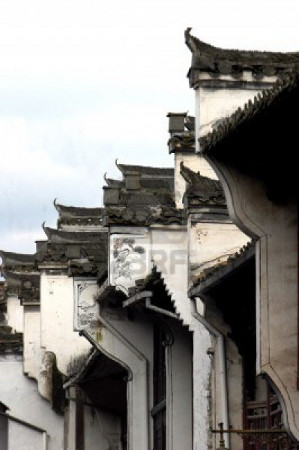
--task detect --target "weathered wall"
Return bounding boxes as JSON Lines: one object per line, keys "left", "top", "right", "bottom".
{"left": 212, "top": 163, "right": 299, "bottom": 440}
{"left": 6, "top": 294, "right": 23, "bottom": 333}
{"left": 189, "top": 221, "right": 249, "bottom": 283}
{"left": 85, "top": 408, "right": 122, "bottom": 450}
{"left": 40, "top": 272, "right": 92, "bottom": 375}
{"left": 23, "top": 305, "right": 41, "bottom": 379}
{"left": 8, "top": 421, "right": 43, "bottom": 450}
{"left": 151, "top": 227, "right": 191, "bottom": 326}
{"left": 170, "top": 321, "right": 193, "bottom": 450}
{"left": 0, "top": 355, "right": 63, "bottom": 450}
{"left": 195, "top": 73, "right": 276, "bottom": 151}
{"left": 82, "top": 294, "right": 154, "bottom": 450}
{"left": 193, "top": 324, "right": 212, "bottom": 450}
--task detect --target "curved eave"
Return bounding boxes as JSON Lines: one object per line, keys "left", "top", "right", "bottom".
{"left": 0, "top": 250, "right": 35, "bottom": 267}
{"left": 54, "top": 201, "right": 105, "bottom": 218}
{"left": 116, "top": 161, "right": 174, "bottom": 178}
{"left": 2, "top": 270, "right": 40, "bottom": 293}
{"left": 185, "top": 28, "right": 299, "bottom": 64}
{"left": 43, "top": 226, "right": 108, "bottom": 244}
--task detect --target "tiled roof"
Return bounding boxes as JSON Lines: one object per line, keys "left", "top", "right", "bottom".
{"left": 0, "top": 251, "right": 36, "bottom": 271}
{"left": 2, "top": 270, "right": 40, "bottom": 303}
{"left": 54, "top": 201, "right": 105, "bottom": 228}
{"left": 167, "top": 115, "right": 195, "bottom": 154}
{"left": 42, "top": 226, "right": 108, "bottom": 244}
{"left": 54, "top": 201, "right": 105, "bottom": 218}
{"left": 185, "top": 28, "right": 299, "bottom": 78}
{"left": 0, "top": 252, "right": 40, "bottom": 303}
{"left": 103, "top": 177, "right": 125, "bottom": 188}
{"left": 103, "top": 162, "right": 176, "bottom": 223}
{"left": 105, "top": 205, "right": 186, "bottom": 226}
{"left": 190, "top": 241, "right": 255, "bottom": 296}
{"left": 36, "top": 225, "right": 108, "bottom": 273}
{"left": 0, "top": 326, "right": 23, "bottom": 354}
{"left": 180, "top": 162, "right": 226, "bottom": 208}
{"left": 116, "top": 162, "right": 174, "bottom": 178}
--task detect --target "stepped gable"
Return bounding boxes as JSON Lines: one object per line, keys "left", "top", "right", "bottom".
{"left": 103, "top": 161, "right": 185, "bottom": 226}
{"left": 180, "top": 162, "right": 226, "bottom": 208}
{"left": 167, "top": 114, "right": 195, "bottom": 154}
{"left": 185, "top": 28, "right": 299, "bottom": 81}
{"left": 126, "top": 266, "right": 176, "bottom": 315}
{"left": 200, "top": 74, "right": 299, "bottom": 155}
{"left": 54, "top": 200, "right": 105, "bottom": 228}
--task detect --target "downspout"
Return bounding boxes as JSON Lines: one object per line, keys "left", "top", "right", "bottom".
{"left": 191, "top": 298, "right": 230, "bottom": 449}
{"left": 43, "top": 431, "right": 48, "bottom": 450}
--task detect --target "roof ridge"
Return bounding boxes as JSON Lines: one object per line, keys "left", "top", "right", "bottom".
{"left": 116, "top": 160, "right": 174, "bottom": 176}
{"left": 54, "top": 200, "right": 104, "bottom": 215}
{"left": 0, "top": 251, "right": 35, "bottom": 263}
{"left": 185, "top": 28, "right": 299, "bottom": 60}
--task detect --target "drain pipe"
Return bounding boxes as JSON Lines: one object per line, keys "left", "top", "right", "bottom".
{"left": 191, "top": 298, "right": 230, "bottom": 449}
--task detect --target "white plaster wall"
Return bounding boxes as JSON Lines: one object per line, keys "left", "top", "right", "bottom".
{"left": 23, "top": 306, "right": 41, "bottom": 379}
{"left": 8, "top": 421, "right": 43, "bottom": 450}
{"left": 151, "top": 227, "right": 192, "bottom": 327}
{"left": 84, "top": 407, "right": 122, "bottom": 450}
{"left": 193, "top": 325, "right": 212, "bottom": 450}
{"left": 211, "top": 164, "right": 299, "bottom": 440}
{"left": 6, "top": 294, "right": 23, "bottom": 333}
{"left": 107, "top": 225, "right": 226, "bottom": 448}
{"left": 40, "top": 272, "right": 92, "bottom": 374}
{"left": 86, "top": 306, "right": 154, "bottom": 450}
{"left": 0, "top": 356, "right": 63, "bottom": 450}
{"left": 195, "top": 73, "right": 276, "bottom": 151}
{"left": 170, "top": 323, "right": 193, "bottom": 450}
{"left": 174, "top": 152, "right": 217, "bottom": 208}
{"left": 225, "top": 339, "right": 243, "bottom": 449}
{"left": 64, "top": 400, "right": 76, "bottom": 450}
{"left": 189, "top": 222, "right": 249, "bottom": 282}
{"left": 197, "top": 87, "right": 260, "bottom": 138}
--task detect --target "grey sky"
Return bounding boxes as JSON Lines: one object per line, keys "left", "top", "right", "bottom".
{"left": 1, "top": 0, "right": 298, "bottom": 253}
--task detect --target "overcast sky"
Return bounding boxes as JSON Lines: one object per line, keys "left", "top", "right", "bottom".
{"left": 1, "top": 0, "right": 299, "bottom": 254}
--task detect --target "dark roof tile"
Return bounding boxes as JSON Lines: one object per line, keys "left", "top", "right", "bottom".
{"left": 105, "top": 206, "right": 186, "bottom": 226}
{"left": 54, "top": 201, "right": 105, "bottom": 218}
{"left": 0, "top": 251, "right": 35, "bottom": 270}
{"left": 43, "top": 226, "right": 108, "bottom": 244}
{"left": 116, "top": 162, "right": 174, "bottom": 178}
{"left": 185, "top": 28, "right": 299, "bottom": 78}
{"left": 180, "top": 162, "right": 226, "bottom": 207}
